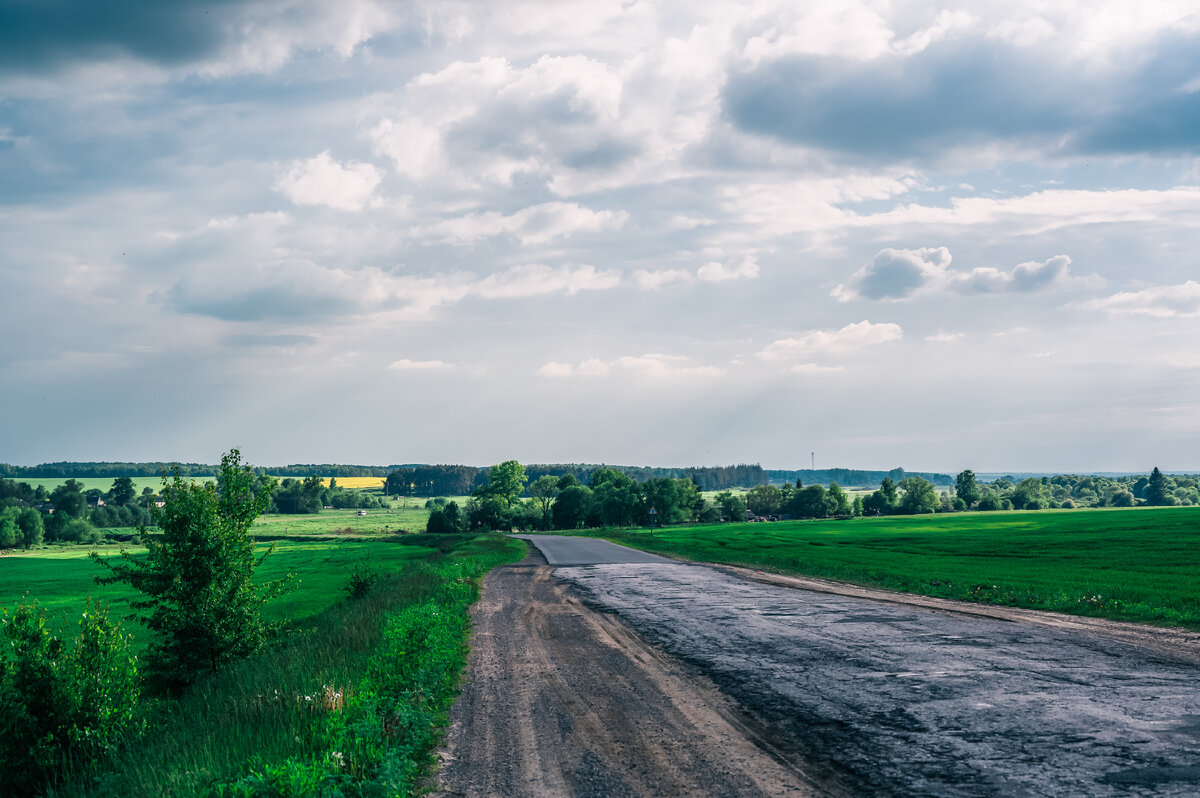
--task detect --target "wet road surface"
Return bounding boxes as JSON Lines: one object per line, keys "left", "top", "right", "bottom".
{"left": 444, "top": 536, "right": 1200, "bottom": 796}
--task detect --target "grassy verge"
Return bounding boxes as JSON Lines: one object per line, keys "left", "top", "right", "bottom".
{"left": 56, "top": 533, "right": 525, "bottom": 797}
{"left": 588, "top": 506, "right": 1200, "bottom": 629}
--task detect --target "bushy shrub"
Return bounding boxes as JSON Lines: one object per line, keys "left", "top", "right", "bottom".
{"left": 0, "top": 601, "right": 141, "bottom": 795}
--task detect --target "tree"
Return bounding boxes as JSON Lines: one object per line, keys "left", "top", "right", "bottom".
{"left": 529, "top": 475, "right": 560, "bottom": 529}
{"left": 1145, "top": 467, "right": 1174, "bottom": 506}
{"left": 789, "top": 485, "right": 829, "bottom": 518}
{"left": 50, "top": 480, "right": 86, "bottom": 519}
{"left": 0, "top": 507, "right": 17, "bottom": 547}
{"left": 16, "top": 508, "right": 43, "bottom": 548}
{"left": 976, "top": 492, "right": 1003, "bottom": 511}
{"left": 827, "top": 483, "right": 851, "bottom": 516}
{"left": 714, "top": 491, "right": 746, "bottom": 522}
{"left": 1011, "top": 478, "right": 1047, "bottom": 510}
{"left": 862, "top": 477, "right": 899, "bottom": 516}
{"left": 109, "top": 477, "right": 136, "bottom": 507}
{"left": 477, "top": 460, "right": 527, "bottom": 507}
{"left": 898, "top": 477, "right": 939, "bottom": 515}
{"left": 94, "top": 450, "right": 294, "bottom": 691}
{"left": 954, "top": 470, "right": 980, "bottom": 509}
{"left": 745, "top": 484, "right": 782, "bottom": 516}
{"left": 552, "top": 484, "right": 593, "bottom": 529}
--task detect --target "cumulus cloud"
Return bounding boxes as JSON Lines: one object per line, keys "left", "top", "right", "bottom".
{"left": 834, "top": 248, "right": 1098, "bottom": 301}
{"left": 387, "top": 358, "right": 454, "bottom": 371}
{"left": 697, "top": 255, "right": 761, "bottom": 282}
{"left": 1078, "top": 281, "right": 1200, "bottom": 318}
{"left": 427, "top": 201, "right": 628, "bottom": 245}
{"left": 759, "top": 320, "right": 903, "bottom": 360}
{"left": 537, "top": 353, "right": 722, "bottom": 379}
{"left": 276, "top": 151, "right": 382, "bottom": 212}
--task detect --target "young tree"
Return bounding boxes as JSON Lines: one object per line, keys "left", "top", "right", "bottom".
{"left": 94, "top": 450, "right": 294, "bottom": 691}
{"left": 955, "top": 469, "right": 981, "bottom": 509}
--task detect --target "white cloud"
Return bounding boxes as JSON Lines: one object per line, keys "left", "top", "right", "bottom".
{"left": 367, "top": 119, "right": 444, "bottom": 181}
{"left": 834, "top": 249, "right": 1099, "bottom": 301}
{"left": 387, "top": 358, "right": 453, "bottom": 371}
{"left": 924, "top": 329, "right": 965, "bottom": 343}
{"left": 537, "top": 353, "right": 721, "bottom": 378}
{"left": 427, "top": 202, "right": 628, "bottom": 245}
{"left": 697, "top": 255, "right": 760, "bottom": 282}
{"left": 759, "top": 320, "right": 903, "bottom": 360}
{"left": 790, "top": 363, "right": 844, "bottom": 374}
{"left": 276, "top": 151, "right": 382, "bottom": 212}
{"left": 632, "top": 269, "right": 693, "bottom": 290}
{"left": 1078, "top": 281, "right": 1200, "bottom": 318}
{"left": 849, "top": 188, "right": 1200, "bottom": 236}
{"left": 472, "top": 264, "right": 622, "bottom": 299}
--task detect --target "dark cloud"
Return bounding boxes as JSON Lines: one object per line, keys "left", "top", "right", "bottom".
{"left": 0, "top": 0, "right": 245, "bottom": 73}
{"left": 724, "top": 33, "right": 1200, "bottom": 162}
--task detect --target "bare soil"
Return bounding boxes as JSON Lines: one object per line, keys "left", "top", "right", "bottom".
{"left": 433, "top": 551, "right": 843, "bottom": 797}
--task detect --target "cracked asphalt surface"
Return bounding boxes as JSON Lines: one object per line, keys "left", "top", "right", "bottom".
{"left": 439, "top": 536, "right": 1200, "bottom": 796}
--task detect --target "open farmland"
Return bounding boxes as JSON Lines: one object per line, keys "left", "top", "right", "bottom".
{"left": 0, "top": 538, "right": 437, "bottom": 640}
{"left": 595, "top": 506, "right": 1200, "bottom": 628}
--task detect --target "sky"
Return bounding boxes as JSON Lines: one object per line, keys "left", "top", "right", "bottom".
{"left": 2, "top": 1, "right": 1199, "bottom": 472}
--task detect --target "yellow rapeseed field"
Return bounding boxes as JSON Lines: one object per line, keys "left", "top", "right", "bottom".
{"left": 319, "top": 477, "right": 386, "bottom": 489}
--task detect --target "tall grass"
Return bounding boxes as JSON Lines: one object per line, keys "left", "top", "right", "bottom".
{"left": 55, "top": 534, "right": 525, "bottom": 797}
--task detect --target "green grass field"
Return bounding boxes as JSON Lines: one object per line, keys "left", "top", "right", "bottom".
{"left": 0, "top": 538, "right": 437, "bottom": 640}
{"left": 598, "top": 506, "right": 1200, "bottom": 628}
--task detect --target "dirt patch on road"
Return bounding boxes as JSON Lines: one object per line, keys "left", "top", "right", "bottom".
{"left": 719, "top": 565, "right": 1200, "bottom": 664}
{"left": 433, "top": 551, "right": 846, "bottom": 798}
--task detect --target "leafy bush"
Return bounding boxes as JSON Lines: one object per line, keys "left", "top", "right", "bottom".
{"left": 0, "top": 601, "right": 141, "bottom": 795}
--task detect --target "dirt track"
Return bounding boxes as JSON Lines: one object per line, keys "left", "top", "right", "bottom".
{"left": 438, "top": 541, "right": 1200, "bottom": 796}
{"left": 433, "top": 551, "right": 837, "bottom": 797}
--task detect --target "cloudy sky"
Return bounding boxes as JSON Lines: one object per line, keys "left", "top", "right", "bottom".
{"left": 3, "top": 1, "right": 1199, "bottom": 472}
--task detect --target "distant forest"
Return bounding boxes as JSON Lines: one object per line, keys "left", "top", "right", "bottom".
{"left": 766, "top": 468, "right": 953, "bottom": 487}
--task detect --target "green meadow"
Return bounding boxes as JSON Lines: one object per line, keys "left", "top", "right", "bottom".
{"left": 0, "top": 538, "right": 437, "bottom": 640}
{"left": 598, "top": 506, "right": 1200, "bottom": 628}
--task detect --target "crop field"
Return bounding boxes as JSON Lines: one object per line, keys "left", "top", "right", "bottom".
{"left": 599, "top": 506, "right": 1200, "bottom": 628}
{"left": 17, "top": 476, "right": 185, "bottom": 494}
{"left": 251, "top": 505, "right": 431, "bottom": 536}
{"left": 314, "top": 476, "right": 386, "bottom": 489}
{"left": 0, "top": 538, "right": 437, "bottom": 640}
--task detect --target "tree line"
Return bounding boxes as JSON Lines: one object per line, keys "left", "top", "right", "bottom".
{"left": 426, "top": 462, "right": 1199, "bottom": 534}
{"left": 387, "top": 462, "right": 771, "bottom": 497}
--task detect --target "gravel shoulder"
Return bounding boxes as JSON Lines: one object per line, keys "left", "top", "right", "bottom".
{"left": 433, "top": 550, "right": 840, "bottom": 798}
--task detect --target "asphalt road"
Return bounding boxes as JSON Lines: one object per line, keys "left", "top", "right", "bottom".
{"left": 513, "top": 534, "right": 1200, "bottom": 796}
{"left": 512, "top": 534, "right": 675, "bottom": 565}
